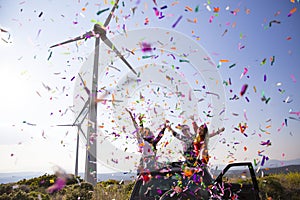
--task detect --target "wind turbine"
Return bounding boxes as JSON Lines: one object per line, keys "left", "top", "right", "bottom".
{"left": 57, "top": 74, "right": 89, "bottom": 177}
{"left": 50, "top": 0, "right": 136, "bottom": 185}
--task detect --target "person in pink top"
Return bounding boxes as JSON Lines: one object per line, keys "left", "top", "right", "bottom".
{"left": 191, "top": 116, "right": 225, "bottom": 164}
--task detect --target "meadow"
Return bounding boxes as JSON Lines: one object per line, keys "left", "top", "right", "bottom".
{"left": 0, "top": 172, "right": 299, "bottom": 199}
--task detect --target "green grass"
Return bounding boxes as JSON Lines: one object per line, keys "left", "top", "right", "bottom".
{"left": 0, "top": 172, "right": 300, "bottom": 200}
{"left": 258, "top": 172, "right": 300, "bottom": 200}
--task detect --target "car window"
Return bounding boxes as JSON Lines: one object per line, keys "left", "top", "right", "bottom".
{"left": 138, "top": 174, "right": 179, "bottom": 199}
{"left": 220, "top": 165, "right": 258, "bottom": 199}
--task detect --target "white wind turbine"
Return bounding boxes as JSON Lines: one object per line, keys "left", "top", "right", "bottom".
{"left": 50, "top": 0, "right": 136, "bottom": 185}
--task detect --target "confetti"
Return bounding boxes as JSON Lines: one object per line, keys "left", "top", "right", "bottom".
{"left": 269, "top": 20, "right": 281, "bottom": 27}
{"left": 38, "top": 12, "right": 43, "bottom": 18}
{"left": 229, "top": 63, "right": 236, "bottom": 68}
{"left": 97, "top": 8, "right": 110, "bottom": 15}
{"left": 270, "top": 56, "right": 275, "bottom": 66}
{"left": 260, "top": 140, "right": 271, "bottom": 146}
{"left": 184, "top": 6, "right": 193, "bottom": 12}
{"left": 289, "top": 111, "right": 300, "bottom": 116}
{"left": 288, "top": 7, "right": 297, "bottom": 17}
{"left": 222, "top": 29, "right": 228, "bottom": 36}
{"left": 47, "top": 51, "right": 52, "bottom": 60}
{"left": 260, "top": 58, "right": 266, "bottom": 65}
{"left": 140, "top": 42, "right": 152, "bottom": 52}
{"left": 240, "top": 67, "right": 248, "bottom": 79}
{"left": 290, "top": 74, "right": 297, "bottom": 83}
{"left": 172, "top": 15, "right": 183, "bottom": 28}
{"left": 240, "top": 84, "right": 248, "bottom": 96}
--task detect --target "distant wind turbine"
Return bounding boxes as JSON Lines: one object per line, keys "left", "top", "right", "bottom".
{"left": 50, "top": 0, "right": 136, "bottom": 185}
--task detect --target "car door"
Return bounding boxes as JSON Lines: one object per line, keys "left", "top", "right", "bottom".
{"left": 214, "top": 162, "right": 260, "bottom": 200}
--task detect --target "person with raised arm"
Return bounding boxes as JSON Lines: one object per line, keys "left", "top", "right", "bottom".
{"left": 125, "top": 108, "right": 167, "bottom": 172}
{"left": 190, "top": 115, "right": 225, "bottom": 164}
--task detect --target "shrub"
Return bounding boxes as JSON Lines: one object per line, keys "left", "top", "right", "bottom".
{"left": 0, "top": 184, "right": 13, "bottom": 195}
{"left": 258, "top": 172, "right": 300, "bottom": 200}
{"left": 28, "top": 191, "right": 50, "bottom": 200}
{"left": 64, "top": 182, "right": 94, "bottom": 200}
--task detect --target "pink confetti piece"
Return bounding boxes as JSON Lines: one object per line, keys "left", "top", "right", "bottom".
{"left": 47, "top": 177, "right": 66, "bottom": 193}
{"left": 153, "top": 7, "right": 159, "bottom": 16}
{"left": 209, "top": 16, "right": 214, "bottom": 23}
{"left": 289, "top": 111, "right": 300, "bottom": 116}
{"left": 140, "top": 42, "right": 152, "bottom": 52}
{"left": 290, "top": 74, "right": 297, "bottom": 83}
{"left": 240, "top": 67, "right": 248, "bottom": 79}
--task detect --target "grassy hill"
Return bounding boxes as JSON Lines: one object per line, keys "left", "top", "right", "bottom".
{"left": 0, "top": 165, "right": 300, "bottom": 199}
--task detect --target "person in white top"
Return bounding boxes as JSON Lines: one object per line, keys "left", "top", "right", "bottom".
{"left": 126, "top": 108, "right": 167, "bottom": 173}
{"left": 167, "top": 124, "right": 195, "bottom": 164}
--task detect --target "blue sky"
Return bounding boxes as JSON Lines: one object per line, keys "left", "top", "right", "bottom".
{"left": 0, "top": 0, "right": 299, "bottom": 174}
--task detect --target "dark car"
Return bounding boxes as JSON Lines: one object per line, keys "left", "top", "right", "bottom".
{"left": 130, "top": 161, "right": 260, "bottom": 200}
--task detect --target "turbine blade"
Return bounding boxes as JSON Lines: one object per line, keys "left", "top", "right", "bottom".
{"left": 100, "top": 35, "right": 137, "bottom": 75}
{"left": 104, "top": 0, "right": 120, "bottom": 27}
{"left": 50, "top": 31, "right": 94, "bottom": 48}
{"left": 57, "top": 124, "right": 76, "bottom": 127}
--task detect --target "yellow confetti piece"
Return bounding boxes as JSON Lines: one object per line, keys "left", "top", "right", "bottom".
{"left": 253, "top": 86, "right": 257, "bottom": 93}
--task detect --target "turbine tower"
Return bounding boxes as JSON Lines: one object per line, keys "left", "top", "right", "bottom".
{"left": 57, "top": 74, "right": 89, "bottom": 177}
{"left": 50, "top": 0, "right": 136, "bottom": 185}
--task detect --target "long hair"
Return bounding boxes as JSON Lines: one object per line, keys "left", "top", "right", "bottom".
{"left": 194, "top": 124, "right": 208, "bottom": 143}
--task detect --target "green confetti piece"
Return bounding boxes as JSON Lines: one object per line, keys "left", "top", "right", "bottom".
{"left": 97, "top": 8, "right": 109, "bottom": 15}
{"left": 179, "top": 59, "right": 189, "bottom": 63}
{"left": 142, "top": 55, "right": 153, "bottom": 59}
{"left": 229, "top": 63, "right": 236, "bottom": 68}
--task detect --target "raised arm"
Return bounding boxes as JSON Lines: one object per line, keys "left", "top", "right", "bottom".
{"left": 190, "top": 116, "right": 199, "bottom": 134}
{"left": 168, "top": 125, "right": 178, "bottom": 138}
{"left": 125, "top": 108, "right": 139, "bottom": 130}
{"left": 152, "top": 123, "right": 167, "bottom": 148}
{"left": 209, "top": 127, "right": 225, "bottom": 138}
